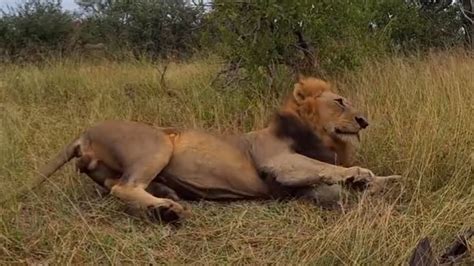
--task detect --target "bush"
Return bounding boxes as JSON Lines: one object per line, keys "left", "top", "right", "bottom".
{"left": 76, "top": 0, "right": 206, "bottom": 59}
{"left": 0, "top": 0, "right": 75, "bottom": 60}
{"left": 372, "top": 0, "right": 464, "bottom": 52}
{"left": 203, "top": 0, "right": 465, "bottom": 77}
{"left": 0, "top": 0, "right": 467, "bottom": 69}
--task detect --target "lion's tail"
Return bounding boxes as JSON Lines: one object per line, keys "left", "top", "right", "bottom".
{"left": 38, "top": 137, "right": 81, "bottom": 181}
{"left": 1, "top": 137, "right": 81, "bottom": 205}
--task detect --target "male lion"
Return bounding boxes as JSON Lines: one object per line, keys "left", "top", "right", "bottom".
{"left": 37, "top": 76, "right": 399, "bottom": 222}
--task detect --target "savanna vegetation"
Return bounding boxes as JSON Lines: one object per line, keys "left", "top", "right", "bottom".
{"left": 0, "top": 0, "right": 473, "bottom": 264}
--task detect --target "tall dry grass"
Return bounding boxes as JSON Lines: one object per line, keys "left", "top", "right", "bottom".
{"left": 0, "top": 52, "right": 473, "bottom": 264}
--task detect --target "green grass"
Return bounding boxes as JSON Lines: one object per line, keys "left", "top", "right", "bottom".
{"left": 0, "top": 52, "right": 473, "bottom": 264}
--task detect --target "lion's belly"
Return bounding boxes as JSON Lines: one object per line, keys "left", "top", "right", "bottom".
{"left": 159, "top": 131, "right": 270, "bottom": 200}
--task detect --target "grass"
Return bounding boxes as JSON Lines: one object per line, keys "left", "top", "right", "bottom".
{"left": 0, "top": 51, "right": 473, "bottom": 264}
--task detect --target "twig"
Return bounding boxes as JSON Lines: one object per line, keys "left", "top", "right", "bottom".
{"left": 157, "top": 62, "right": 169, "bottom": 89}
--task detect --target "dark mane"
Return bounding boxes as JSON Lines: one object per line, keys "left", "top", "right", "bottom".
{"left": 273, "top": 112, "right": 336, "bottom": 165}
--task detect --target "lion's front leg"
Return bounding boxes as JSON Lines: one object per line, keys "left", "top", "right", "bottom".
{"left": 259, "top": 153, "right": 375, "bottom": 187}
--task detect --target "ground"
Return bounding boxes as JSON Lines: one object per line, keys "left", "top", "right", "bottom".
{"left": 0, "top": 52, "right": 473, "bottom": 264}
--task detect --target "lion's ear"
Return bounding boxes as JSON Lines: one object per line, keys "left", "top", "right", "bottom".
{"left": 293, "top": 76, "right": 329, "bottom": 103}
{"left": 293, "top": 82, "right": 308, "bottom": 104}
{"left": 297, "top": 73, "right": 307, "bottom": 83}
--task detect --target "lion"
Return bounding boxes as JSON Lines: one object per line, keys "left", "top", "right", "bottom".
{"left": 36, "top": 76, "right": 399, "bottom": 222}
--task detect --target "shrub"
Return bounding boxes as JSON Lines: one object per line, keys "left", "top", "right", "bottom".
{"left": 203, "top": 0, "right": 465, "bottom": 77}
{"left": 0, "top": 0, "right": 75, "bottom": 60}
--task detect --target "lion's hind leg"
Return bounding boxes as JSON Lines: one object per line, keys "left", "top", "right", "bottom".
{"left": 146, "top": 181, "right": 180, "bottom": 201}
{"left": 75, "top": 154, "right": 120, "bottom": 193}
{"left": 112, "top": 184, "right": 187, "bottom": 222}
{"left": 109, "top": 150, "right": 189, "bottom": 223}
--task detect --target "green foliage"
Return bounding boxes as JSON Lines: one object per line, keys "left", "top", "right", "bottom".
{"left": 76, "top": 0, "right": 206, "bottom": 58}
{"left": 205, "top": 0, "right": 465, "bottom": 75}
{"left": 0, "top": 0, "right": 75, "bottom": 60}
{"left": 0, "top": 0, "right": 467, "bottom": 71}
{"left": 0, "top": 0, "right": 206, "bottom": 60}
{"left": 372, "top": 0, "right": 464, "bottom": 51}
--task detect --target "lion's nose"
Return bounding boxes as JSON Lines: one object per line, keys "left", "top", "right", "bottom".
{"left": 355, "top": 116, "right": 369, "bottom": 129}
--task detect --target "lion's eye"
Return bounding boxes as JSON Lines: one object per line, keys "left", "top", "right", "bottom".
{"left": 335, "top": 98, "right": 345, "bottom": 107}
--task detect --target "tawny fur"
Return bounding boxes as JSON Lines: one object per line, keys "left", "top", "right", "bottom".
{"left": 37, "top": 76, "right": 399, "bottom": 222}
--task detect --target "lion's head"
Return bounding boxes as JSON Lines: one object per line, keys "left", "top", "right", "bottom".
{"left": 275, "top": 76, "right": 368, "bottom": 166}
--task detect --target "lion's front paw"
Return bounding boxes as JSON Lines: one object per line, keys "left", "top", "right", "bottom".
{"left": 344, "top": 167, "right": 375, "bottom": 190}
